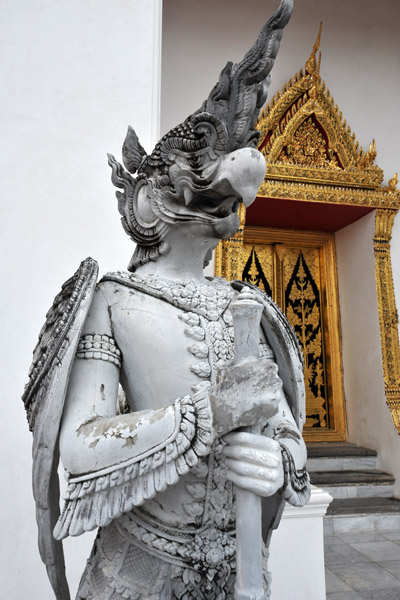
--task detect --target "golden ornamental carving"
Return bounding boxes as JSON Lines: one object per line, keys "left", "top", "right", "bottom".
{"left": 241, "top": 244, "right": 329, "bottom": 430}
{"left": 216, "top": 26, "right": 400, "bottom": 435}
{"left": 373, "top": 209, "right": 400, "bottom": 431}
{"left": 285, "top": 252, "right": 327, "bottom": 429}
{"left": 357, "top": 140, "right": 377, "bottom": 170}
{"left": 214, "top": 203, "right": 246, "bottom": 282}
{"left": 387, "top": 173, "right": 399, "bottom": 193}
{"left": 278, "top": 116, "right": 340, "bottom": 170}
{"left": 258, "top": 180, "right": 400, "bottom": 208}
{"left": 255, "top": 27, "right": 400, "bottom": 200}
{"left": 242, "top": 246, "right": 273, "bottom": 295}
{"left": 304, "top": 22, "right": 322, "bottom": 81}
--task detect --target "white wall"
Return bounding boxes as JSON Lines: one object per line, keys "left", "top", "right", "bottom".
{"left": 0, "top": 1, "right": 162, "bottom": 597}
{"left": 336, "top": 213, "right": 400, "bottom": 494}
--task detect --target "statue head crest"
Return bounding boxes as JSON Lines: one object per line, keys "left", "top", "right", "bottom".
{"left": 122, "top": 126, "right": 147, "bottom": 174}
{"left": 109, "top": 0, "right": 293, "bottom": 271}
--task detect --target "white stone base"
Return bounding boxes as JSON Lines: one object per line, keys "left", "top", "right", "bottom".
{"left": 269, "top": 486, "right": 333, "bottom": 600}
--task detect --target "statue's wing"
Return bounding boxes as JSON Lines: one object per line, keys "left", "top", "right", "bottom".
{"left": 22, "top": 258, "right": 99, "bottom": 600}
{"left": 231, "top": 280, "right": 305, "bottom": 430}
{"left": 199, "top": 0, "right": 293, "bottom": 152}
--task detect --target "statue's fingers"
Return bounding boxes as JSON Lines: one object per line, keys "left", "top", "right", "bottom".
{"left": 223, "top": 431, "right": 281, "bottom": 454}
{"left": 222, "top": 443, "right": 280, "bottom": 467}
{"left": 226, "top": 470, "right": 278, "bottom": 497}
{"left": 225, "top": 458, "right": 279, "bottom": 482}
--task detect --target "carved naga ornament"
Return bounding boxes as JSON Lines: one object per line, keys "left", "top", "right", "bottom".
{"left": 22, "top": 2, "right": 310, "bottom": 599}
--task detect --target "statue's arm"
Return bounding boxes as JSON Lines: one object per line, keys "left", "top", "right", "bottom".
{"left": 56, "top": 287, "right": 213, "bottom": 539}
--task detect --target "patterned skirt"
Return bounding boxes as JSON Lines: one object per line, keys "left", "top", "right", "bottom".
{"left": 76, "top": 512, "right": 270, "bottom": 600}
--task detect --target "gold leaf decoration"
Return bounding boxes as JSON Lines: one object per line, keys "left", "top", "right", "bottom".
{"left": 278, "top": 116, "right": 339, "bottom": 170}
{"left": 242, "top": 247, "right": 272, "bottom": 296}
{"left": 285, "top": 252, "right": 327, "bottom": 428}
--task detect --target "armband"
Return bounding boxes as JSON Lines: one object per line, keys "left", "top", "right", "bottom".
{"left": 76, "top": 333, "right": 122, "bottom": 367}
{"left": 280, "top": 443, "right": 311, "bottom": 507}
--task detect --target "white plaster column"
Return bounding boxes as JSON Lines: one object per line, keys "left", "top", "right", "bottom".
{"left": 269, "top": 486, "right": 333, "bottom": 600}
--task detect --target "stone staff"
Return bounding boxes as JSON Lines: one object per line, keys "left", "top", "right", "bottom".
{"left": 230, "top": 287, "right": 276, "bottom": 600}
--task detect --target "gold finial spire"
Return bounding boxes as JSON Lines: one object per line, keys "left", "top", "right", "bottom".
{"left": 305, "top": 22, "right": 322, "bottom": 76}
{"left": 357, "top": 139, "right": 377, "bottom": 169}
{"left": 388, "top": 172, "right": 398, "bottom": 192}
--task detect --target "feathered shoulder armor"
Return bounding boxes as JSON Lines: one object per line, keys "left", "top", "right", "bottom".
{"left": 22, "top": 258, "right": 98, "bottom": 600}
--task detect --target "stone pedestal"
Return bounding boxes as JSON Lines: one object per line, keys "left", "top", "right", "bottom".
{"left": 269, "top": 486, "right": 333, "bottom": 600}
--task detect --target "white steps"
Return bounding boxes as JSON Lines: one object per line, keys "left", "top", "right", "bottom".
{"left": 306, "top": 443, "right": 400, "bottom": 534}
{"left": 310, "top": 470, "right": 395, "bottom": 500}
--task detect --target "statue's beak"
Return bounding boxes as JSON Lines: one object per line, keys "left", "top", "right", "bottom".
{"left": 209, "top": 147, "right": 266, "bottom": 208}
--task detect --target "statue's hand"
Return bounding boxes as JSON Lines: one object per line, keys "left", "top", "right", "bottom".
{"left": 222, "top": 431, "right": 284, "bottom": 497}
{"left": 210, "top": 358, "right": 282, "bottom": 436}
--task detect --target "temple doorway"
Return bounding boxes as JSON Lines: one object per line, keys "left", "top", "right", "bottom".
{"left": 239, "top": 226, "right": 346, "bottom": 442}
{"left": 215, "top": 30, "right": 400, "bottom": 438}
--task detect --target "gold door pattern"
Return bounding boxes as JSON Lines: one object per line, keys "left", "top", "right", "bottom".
{"left": 241, "top": 228, "right": 347, "bottom": 442}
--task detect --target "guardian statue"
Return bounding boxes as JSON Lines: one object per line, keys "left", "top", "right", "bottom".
{"left": 23, "top": 1, "right": 310, "bottom": 598}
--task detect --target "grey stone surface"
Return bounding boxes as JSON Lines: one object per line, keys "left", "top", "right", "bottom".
{"left": 324, "top": 529, "right": 400, "bottom": 600}
{"left": 382, "top": 530, "right": 400, "bottom": 541}
{"left": 312, "top": 470, "right": 395, "bottom": 500}
{"left": 329, "top": 562, "right": 400, "bottom": 591}
{"left": 326, "top": 593, "right": 364, "bottom": 600}
{"left": 314, "top": 471, "right": 394, "bottom": 484}
{"left": 324, "top": 543, "right": 371, "bottom": 567}
{"left": 307, "top": 456, "right": 377, "bottom": 473}
{"left": 325, "top": 496, "right": 400, "bottom": 533}
{"left": 328, "top": 496, "right": 400, "bottom": 515}
{"left": 325, "top": 513, "right": 400, "bottom": 535}
{"left": 322, "top": 482, "right": 395, "bottom": 500}
{"left": 379, "top": 560, "right": 400, "bottom": 579}
{"left": 349, "top": 541, "right": 400, "bottom": 562}
{"left": 325, "top": 568, "right": 353, "bottom": 593}
{"left": 320, "top": 442, "right": 400, "bottom": 542}
{"left": 307, "top": 443, "right": 377, "bottom": 458}
{"left": 357, "top": 590, "right": 400, "bottom": 600}
{"left": 325, "top": 529, "right": 400, "bottom": 599}
{"left": 325, "top": 534, "right": 352, "bottom": 546}
{"left": 325, "top": 519, "right": 335, "bottom": 535}
{"left": 337, "top": 532, "right": 387, "bottom": 544}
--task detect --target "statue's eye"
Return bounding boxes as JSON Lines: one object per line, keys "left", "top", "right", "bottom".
{"left": 188, "top": 156, "right": 202, "bottom": 168}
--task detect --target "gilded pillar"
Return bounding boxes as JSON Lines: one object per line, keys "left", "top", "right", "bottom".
{"left": 373, "top": 208, "right": 400, "bottom": 432}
